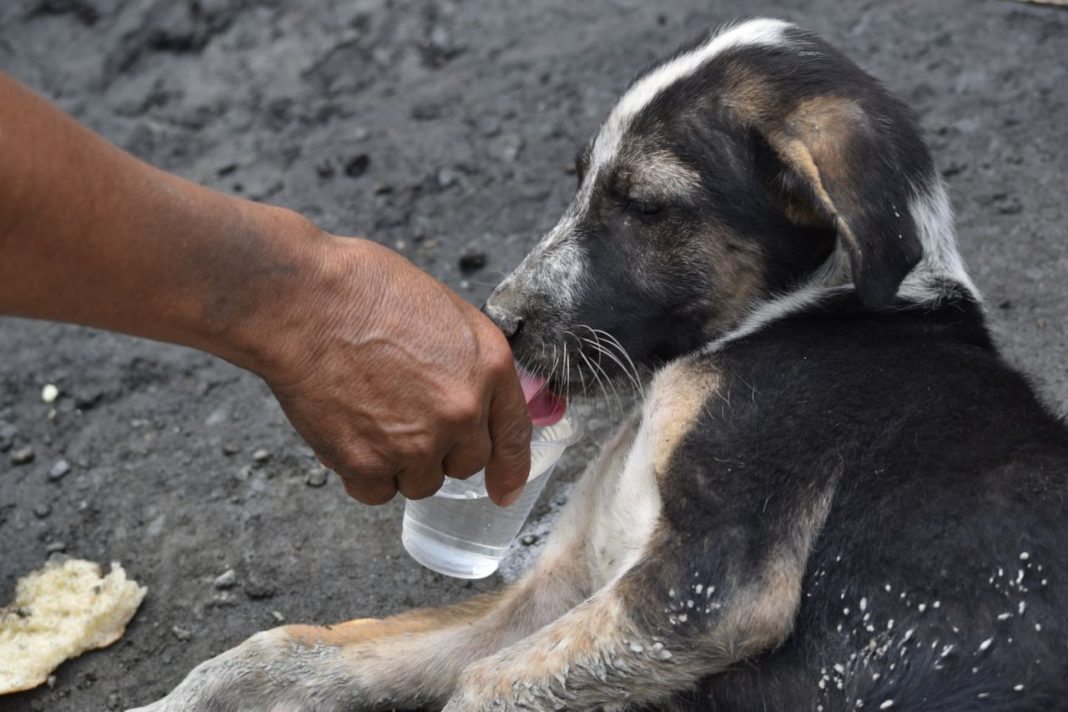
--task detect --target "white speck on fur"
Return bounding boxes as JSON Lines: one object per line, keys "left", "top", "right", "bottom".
{"left": 979, "top": 638, "right": 994, "bottom": 652}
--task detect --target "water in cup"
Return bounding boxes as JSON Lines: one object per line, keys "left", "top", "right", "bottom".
{"left": 402, "top": 413, "right": 581, "bottom": 579}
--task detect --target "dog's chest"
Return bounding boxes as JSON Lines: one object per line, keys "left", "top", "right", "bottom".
{"left": 580, "top": 359, "right": 723, "bottom": 589}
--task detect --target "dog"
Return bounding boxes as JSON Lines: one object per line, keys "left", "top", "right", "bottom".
{"left": 134, "top": 18, "right": 1068, "bottom": 711}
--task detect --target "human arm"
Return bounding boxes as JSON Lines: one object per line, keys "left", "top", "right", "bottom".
{"left": 0, "top": 71, "right": 532, "bottom": 505}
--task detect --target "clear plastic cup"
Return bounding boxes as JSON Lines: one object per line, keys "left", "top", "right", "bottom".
{"left": 402, "top": 414, "right": 581, "bottom": 579}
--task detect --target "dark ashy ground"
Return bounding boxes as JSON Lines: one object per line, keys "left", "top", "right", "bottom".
{"left": 1, "top": 0, "right": 1066, "bottom": 709}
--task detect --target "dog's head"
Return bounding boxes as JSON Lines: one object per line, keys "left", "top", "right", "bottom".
{"left": 487, "top": 19, "right": 949, "bottom": 393}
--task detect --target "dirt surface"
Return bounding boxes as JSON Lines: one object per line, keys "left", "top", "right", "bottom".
{"left": 0, "top": 0, "right": 1065, "bottom": 709}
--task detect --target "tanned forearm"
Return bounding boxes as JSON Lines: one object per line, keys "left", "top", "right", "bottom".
{"left": 0, "top": 72, "right": 532, "bottom": 506}
{"left": 0, "top": 71, "right": 322, "bottom": 371}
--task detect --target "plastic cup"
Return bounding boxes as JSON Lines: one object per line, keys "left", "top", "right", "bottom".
{"left": 401, "top": 413, "right": 581, "bottom": 579}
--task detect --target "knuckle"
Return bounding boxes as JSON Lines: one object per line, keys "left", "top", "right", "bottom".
{"left": 443, "top": 396, "right": 483, "bottom": 427}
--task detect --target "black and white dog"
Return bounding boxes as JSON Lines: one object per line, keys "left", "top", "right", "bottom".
{"left": 136, "top": 19, "right": 1068, "bottom": 712}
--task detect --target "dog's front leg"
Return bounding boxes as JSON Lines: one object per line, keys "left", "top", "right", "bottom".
{"left": 442, "top": 542, "right": 789, "bottom": 712}
{"left": 444, "top": 489, "right": 837, "bottom": 712}
{"left": 129, "top": 417, "right": 641, "bottom": 712}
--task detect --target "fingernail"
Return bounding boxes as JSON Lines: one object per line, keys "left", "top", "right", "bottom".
{"left": 499, "top": 486, "right": 524, "bottom": 507}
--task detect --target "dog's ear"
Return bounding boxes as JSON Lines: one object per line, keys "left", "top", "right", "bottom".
{"left": 758, "top": 96, "right": 924, "bottom": 307}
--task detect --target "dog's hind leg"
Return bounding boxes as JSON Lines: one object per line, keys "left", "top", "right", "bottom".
{"left": 128, "top": 416, "right": 640, "bottom": 712}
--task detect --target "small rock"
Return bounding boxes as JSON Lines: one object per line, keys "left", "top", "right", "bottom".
{"left": 49, "top": 459, "right": 71, "bottom": 481}
{"left": 343, "top": 153, "right": 370, "bottom": 178}
{"left": 315, "top": 159, "right": 335, "bottom": 178}
{"left": 73, "top": 387, "right": 104, "bottom": 410}
{"left": 171, "top": 625, "right": 192, "bottom": 641}
{"left": 204, "top": 407, "right": 228, "bottom": 426}
{"left": 496, "top": 133, "right": 524, "bottom": 162}
{"left": 213, "top": 568, "right": 238, "bottom": 589}
{"left": 33, "top": 503, "right": 52, "bottom": 519}
{"left": 106, "top": 692, "right": 122, "bottom": 710}
{"left": 305, "top": 468, "right": 328, "bottom": 488}
{"left": 11, "top": 446, "right": 35, "bottom": 465}
{"left": 271, "top": 610, "right": 286, "bottom": 623}
{"left": 458, "top": 250, "right": 487, "bottom": 274}
{"left": 252, "top": 448, "right": 270, "bottom": 463}
{"left": 222, "top": 443, "right": 241, "bottom": 456}
{"left": 41, "top": 384, "right": 60, "bottom": 404}
{"left": 437, "top": 167, "right": 459, "bottom": 189}
{"left": 245, "top": 578, "right": 277, "bottom": 600}
{"left": 46, "top": 541, "right": 67, "bottom": 553}
{"left": 234, "top": 465, "right": 253, "bottom": 481}
{"left": 520, "top": 534, "right": 540, "bottom": 546}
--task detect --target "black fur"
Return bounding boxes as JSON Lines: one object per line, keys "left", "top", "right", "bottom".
{"left": 659, "top": 294, "right": 1068, "bottom": 710}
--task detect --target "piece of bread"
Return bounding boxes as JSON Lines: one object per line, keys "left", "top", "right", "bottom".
{"left": 0, "top": 558, "right": 147, "bottom": 694}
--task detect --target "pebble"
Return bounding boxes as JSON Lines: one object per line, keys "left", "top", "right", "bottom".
{"left": 213, "top": 568, "right": 238, "bottom": 589}
{"left": 106, "top": 692, "right": 122, "bottom": 710}
{"left": 520, "top": 534, "right": 539, "bottom": 546}
{"left": 437, "top": 167, "right": 459, "bottom": 188}
{"left": 315, "top": 159, "right": 335, "bottom": 178}
{"left": 343, "top": 153, "right": 370, "bottom": 178}
{"left": 41, "top": 384, "right": 60, "bottom": 404}
{"left": 33, "top": 503, "right": 52, "bottom": 519}
{"left": 458, "top": 250, "right": 487, "bottom": 274}
{"left": 306, "top": 468, "right": 328, "bottom": 487}
{"left": 46, "top": 541, "right": 67, "bottom": 553}
{"left": 221, "top": 443, "right": 241, "bottom": 456}
{"left": 171, "top": 625, "right": 192, "bottom": 641}
{"left": 49, "top": 459, "right": 71, "bottom": 480}
{"left": 244, "top": 578, "right": 277, "bottom": 600}
{"left": 252, "top": 448, "right": 270, "bottom": 463}
{"left": 74, "top": 387, "right": 104, "bottom": 410}
{"left": 271, "top": 610, "right": 286, "bottom": 623}
{"left": 11, "top": 445, "right": 35, "bottom": 465}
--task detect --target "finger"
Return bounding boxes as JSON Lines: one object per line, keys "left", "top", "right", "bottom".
{"left": 484, "top": 370, "right": 532, "bottom": 507}
{"left": 396, "top": 463, "right": 446, "bottom": 500}
{"left": 339, "top": 474, "right": 399, "bottom": 505}
{"left": 442, "top": 432, "right": 493, "bottom": 480}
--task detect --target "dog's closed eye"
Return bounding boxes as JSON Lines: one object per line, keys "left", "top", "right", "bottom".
{"left": 624, "top": 196, "right": 662, "bottom": 216}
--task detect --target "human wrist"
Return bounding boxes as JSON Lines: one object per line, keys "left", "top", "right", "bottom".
{"left": 205, "top": 202, "right": 335, "bottom": 378}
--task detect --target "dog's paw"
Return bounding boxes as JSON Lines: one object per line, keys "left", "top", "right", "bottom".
{"left": 126, "top": 628, "right": 371, "bottom": 712}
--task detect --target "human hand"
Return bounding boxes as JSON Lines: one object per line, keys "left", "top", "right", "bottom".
{"left": 249, "top": 230, "right": 532, "bottom": 506}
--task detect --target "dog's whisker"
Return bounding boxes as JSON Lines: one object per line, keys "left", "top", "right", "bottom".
{"left": 575, "top": 338, "right": 621, "bottom": 418}
{"left": 579, "top": 335, "right": 625, "bottom": 414}
{"left": 591, "top": 328, "right": 645, "bottom": 397}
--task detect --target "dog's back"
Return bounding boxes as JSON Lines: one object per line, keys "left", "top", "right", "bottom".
{"left": 687, "top": 291, "right": 1068, "bottom": 709}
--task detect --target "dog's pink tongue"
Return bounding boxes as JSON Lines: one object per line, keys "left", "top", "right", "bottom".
{"left": 518, "top": 370, "right": 567, "bottom": 426}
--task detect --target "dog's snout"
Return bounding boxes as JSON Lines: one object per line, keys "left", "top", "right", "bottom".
{"left": 482, "top": 302, "right": 524, "bottom": 340}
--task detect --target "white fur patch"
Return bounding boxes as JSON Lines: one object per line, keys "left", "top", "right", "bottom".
{"left": 590, "top": 18, "right": 792, "bottom": 177}
{"left": 898, "top": 180, "right": 980, "bottom": 302}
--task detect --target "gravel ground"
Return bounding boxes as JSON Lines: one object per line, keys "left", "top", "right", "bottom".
{"left": 1, "top": 1, "right": 1066, "bottom": 709}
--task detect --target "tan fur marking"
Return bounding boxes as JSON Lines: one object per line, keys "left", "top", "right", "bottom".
{"left": 702, "top": 223, "right": 767, "bottom": 334}
{"left": 647, "top": 360, "right": 722, "bottom": 478}
{"left": 284, "top": 594, "right": 500, "bottom": 647}
{"left": 720, "top": 65, "right": 868, "bottom": 254}
{"left": 715, "top": 486, "right": 836, "bottom": 656}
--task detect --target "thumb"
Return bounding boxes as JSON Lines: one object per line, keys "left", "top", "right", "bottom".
{"left": 483, "top": 370, "right": 532, "bottom": 506}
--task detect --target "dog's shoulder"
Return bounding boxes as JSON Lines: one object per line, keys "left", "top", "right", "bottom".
{"left": 658, "top": 290, "right": 1068, "bottom": 500}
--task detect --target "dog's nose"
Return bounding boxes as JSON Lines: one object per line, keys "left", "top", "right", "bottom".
{"left": 481, "top": 302, "right": 524, "bottom": 340}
